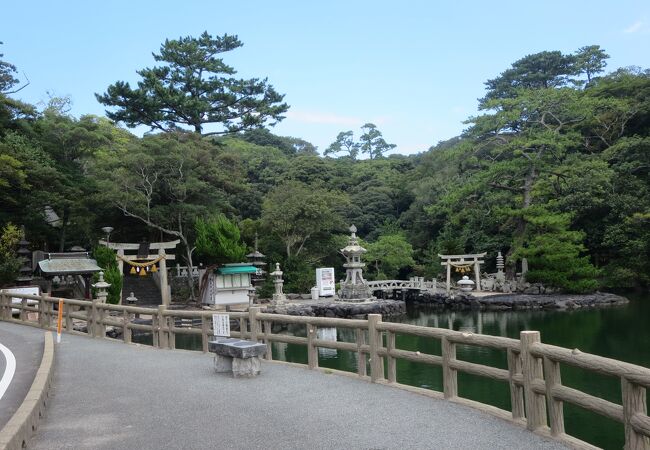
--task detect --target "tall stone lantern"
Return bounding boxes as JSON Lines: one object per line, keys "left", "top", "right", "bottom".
{"left": 270, "top": 263, "right": 286, "bottom": 305}
{"left": 338, "top": 225, "right": 374, "bottom": 302}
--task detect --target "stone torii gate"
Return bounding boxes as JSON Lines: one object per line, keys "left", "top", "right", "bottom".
{"left": 99, "top": 239, "right": 180, "bottom": 306}
{"left": 439, "top": 253, "right": 486, "bottom": 293}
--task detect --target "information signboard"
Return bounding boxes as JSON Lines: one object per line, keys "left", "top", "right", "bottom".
{"left": 212, "top": 313, "right": 230, "bottom": 337}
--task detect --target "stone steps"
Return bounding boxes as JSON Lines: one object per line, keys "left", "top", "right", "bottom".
{"left": 122, "top": 276, "right": 162, "bottom": 306}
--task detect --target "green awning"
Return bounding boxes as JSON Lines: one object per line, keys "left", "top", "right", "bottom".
{"left": 216, "top": 265, "right": 257, "bottom": 275}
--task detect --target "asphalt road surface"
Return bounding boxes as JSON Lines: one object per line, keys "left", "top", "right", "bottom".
{"left": 0, "top": 322, "right": 44, "bottom": 430}
{"left": 30, "top": 332, "right": 567, "bottom": 449}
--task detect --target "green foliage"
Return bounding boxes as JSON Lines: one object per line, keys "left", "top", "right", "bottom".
{"left": 325, "top": 124, "right": 395, "bottom": 160}
{"left": 96, "top": 32, "right": 288, "bottom": 135}
{"left": 194, "top": 215, "right": 247, "bottom": 265}
{"left": 261, "top": 180, "right": 348, "bottom": 259}
{"left": 511, "top": 208, "right": 600, "bottom": 293}
{"left": 104, "top": 266, "right": 123, "bottom": 305}
{"left": 359, "top": 123, "right": 396, "bottom": 159}
{"left": 325, "top": 131, "right": 360, "bottom": 159}
{"left": 91, "top": 246, "right": 121, "bottom": 304}
{"left": 92, "top": 245, "right": 118, "bottom": 270}
{"left": 0, "top": 42, "right": 19, "bottom": 93}
{"left": 365, "top": 233, "right": 415, "bottom": 279}
{"left": 1, "top": 41, "right": 648, "bottom": 294}
{"left": 0, "top": 223, "right": 20, "bottom": 285}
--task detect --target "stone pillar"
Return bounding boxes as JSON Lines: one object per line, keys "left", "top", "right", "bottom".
{"left": 446, "top": 262, "right": 451, "bottom": 294}
{"left": 158, "top": 248, "right": 169, "bottom": 307}
{"left": 117, "top": 249, "right": 125, "bottom": 304}
{"left": 473, "top": 258, "right": 481, "bottom": 291}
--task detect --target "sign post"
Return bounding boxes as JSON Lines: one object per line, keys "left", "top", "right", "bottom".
{"left": 212, "top": 313, "right": 230, "bottom": 337}
{"left": 56, "top": 299, "right": 64, "bottom": 343}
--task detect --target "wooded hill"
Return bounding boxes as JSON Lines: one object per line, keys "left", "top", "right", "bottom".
{"left": 1, "top": 36, "right": 648, "bottom": 294}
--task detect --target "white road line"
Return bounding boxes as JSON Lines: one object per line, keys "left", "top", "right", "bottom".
{"left": 0, "top": 342, "right": 17, "bottom": 401}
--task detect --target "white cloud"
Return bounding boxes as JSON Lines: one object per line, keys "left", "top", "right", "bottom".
{"left": 623, "top": 20, "right": 644, "bottom": 33}
{"left": 285, "top": 110, "right": 362, "bottom": 126}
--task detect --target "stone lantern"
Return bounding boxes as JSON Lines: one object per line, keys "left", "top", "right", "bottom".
{"left": 496, "top": 251, "right": 505, "bottom": 282}
{"left": 246, "top": 233, "right": 267, "bottom": 290}
{"left": 93, "top": 271, "right": 111, "bottom": 303}
{"left": 338, "top": 225, "right": 373, "bottom": 302}
{"left": 16, "top": 231, "right": 33, "bottom": 285}
{"left": 458, "top": 275, "right": 475, "bottom": 292}
{"left": 270, "top": 263, "right": 286, "bottom": 305}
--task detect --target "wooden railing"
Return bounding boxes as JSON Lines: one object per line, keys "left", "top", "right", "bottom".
{"left": 1, "top": 291, "right": 648, "bottom": 450}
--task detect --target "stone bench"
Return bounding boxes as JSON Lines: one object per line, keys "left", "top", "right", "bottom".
{"left": 208, "top": 338, "right": 267, "bottom": 378}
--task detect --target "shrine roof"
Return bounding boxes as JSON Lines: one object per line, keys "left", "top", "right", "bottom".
{"left": 38, "top": 256, "right": 102, "bottom": 275}
{"left": 216, "top": 264, "right": 257, "bottom": 275}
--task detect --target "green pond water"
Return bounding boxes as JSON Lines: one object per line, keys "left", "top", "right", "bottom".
{"left": 158, "top": 294, "right": 650, "bottom": 449}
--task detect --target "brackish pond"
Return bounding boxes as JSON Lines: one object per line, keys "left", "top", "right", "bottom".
{"left": 154, "top": 294, "right": 649, "bottom": 449}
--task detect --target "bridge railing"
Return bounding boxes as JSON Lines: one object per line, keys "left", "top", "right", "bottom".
{"left": 1, "top": 291, "right": 648, "bottom": 449}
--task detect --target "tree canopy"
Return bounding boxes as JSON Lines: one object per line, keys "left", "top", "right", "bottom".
{"left": 1, "top": 41, "right": 648, "bottom": 294}
{"left": 96, "top": 32, "right": 289, "bottom": 135}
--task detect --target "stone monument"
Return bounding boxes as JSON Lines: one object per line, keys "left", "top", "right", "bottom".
{"left": 337, "top": 225, "right": 374, "bottom": 303}
{"left": 270, "top": 263, "right": 286, "bottom": 305}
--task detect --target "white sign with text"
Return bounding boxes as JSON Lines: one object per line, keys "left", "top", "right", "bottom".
{"left": 212, "top": 313, "right": 231, "bottom": 337}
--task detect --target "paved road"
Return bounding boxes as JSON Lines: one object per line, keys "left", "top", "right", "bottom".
{"left": 0, "top": 322, "right": 44, "bottom": 429}
{"left": 31, "top": 332, "right": 568, "bottom": 450}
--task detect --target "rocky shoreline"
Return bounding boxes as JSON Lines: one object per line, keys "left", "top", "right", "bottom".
{"left": 413, "top": 291, "right": 629, "bottom": 310}
{"left": 261, "top": 291, "right": 629, "bottom": 318}
{"left": 263, "top": 299, "right": 406, "bottom": 319}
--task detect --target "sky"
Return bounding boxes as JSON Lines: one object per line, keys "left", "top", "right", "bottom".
{"left": 3, "top": 0, "right": 650, "bottom": 155}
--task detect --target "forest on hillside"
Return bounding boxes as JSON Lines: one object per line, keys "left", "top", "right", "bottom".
{"left": 1, "top": 34, "right": 648, "bottom": 295}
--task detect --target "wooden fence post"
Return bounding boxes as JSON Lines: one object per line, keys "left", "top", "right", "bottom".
{"left": 387, "top": 331, "right": 397, "bottom": 383}
{"left": 20, "top": 298, "right": 27, "bottom": 322}
{"left": 89, "top": 300, "right": 98, "bottom": 337}
{"left": 201, "top": 315, "right": 209, "bottom": 352}
{"left": 368, "top": 314, "right": 384, "bottom": 382}
{"left": 168, "top": 315, "right": 176, "bottom": 350}
{"left": 97, "top": 304, "right": 106, "bottom": 338}
{"left": 249, "top": 307, "right": 261, "bottom": 342}
{"left": 123, "top": 310, "right": 132, "bottom": 344}
{"left": 157, "top": 305, "right": 168, "bottom": 349}
{"left": 307, "top": 324, "right": 318, "bottom": 369}
{"left": 239, "top": 318, "right": 247, "bottom": 339}
{"left": 543, "top": 356, "right": 565, "bottom": 436}
{"left": 65, "top": 303, "right": 73, "bottom": 332}
{"left": 0, "top": 292, "right": 6, "bottom": 320}
{"left": 507, "top": 348, "right": 525, "bottom": 420}
{"left": 356, "top": 328, "right": 367, "bottom": 377}
{"left": 264, "top": 320, "right": 272, "bottom": 361}
{"left": 442, "top": 336, "right": 457, "bottom": 399}
{"left": 38, "top": 297, "right": 46, "bottom": 328}
{"left": 151, "top": 310, "right": 159, "bottom": 348}
{"left": 622, "top": 378, "right": 649, "bottom": 449}
{"left": 521, "top": 331, "right": 547, "bottom": 431}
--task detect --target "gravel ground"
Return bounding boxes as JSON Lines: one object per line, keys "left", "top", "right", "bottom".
{"left": 32, "top": 333, "right": 567, "bottom": 449}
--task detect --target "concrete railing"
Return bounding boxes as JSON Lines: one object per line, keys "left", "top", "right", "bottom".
{"left": 1, "top": 291, "right": 648, "bottom": 450}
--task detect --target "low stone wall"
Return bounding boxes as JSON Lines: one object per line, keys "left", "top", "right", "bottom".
{"left": 414, "top": 291, "right": 629, "bottom": 310}
{"left": 264, "top": 299, "right": 406, "bottom": 319}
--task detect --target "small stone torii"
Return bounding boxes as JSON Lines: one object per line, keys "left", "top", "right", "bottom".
{"left": 99, "top": 239, "right": 179, "bottom": 306}
{"left": 439, "top": 253, "right": 486, "bottom": 293}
